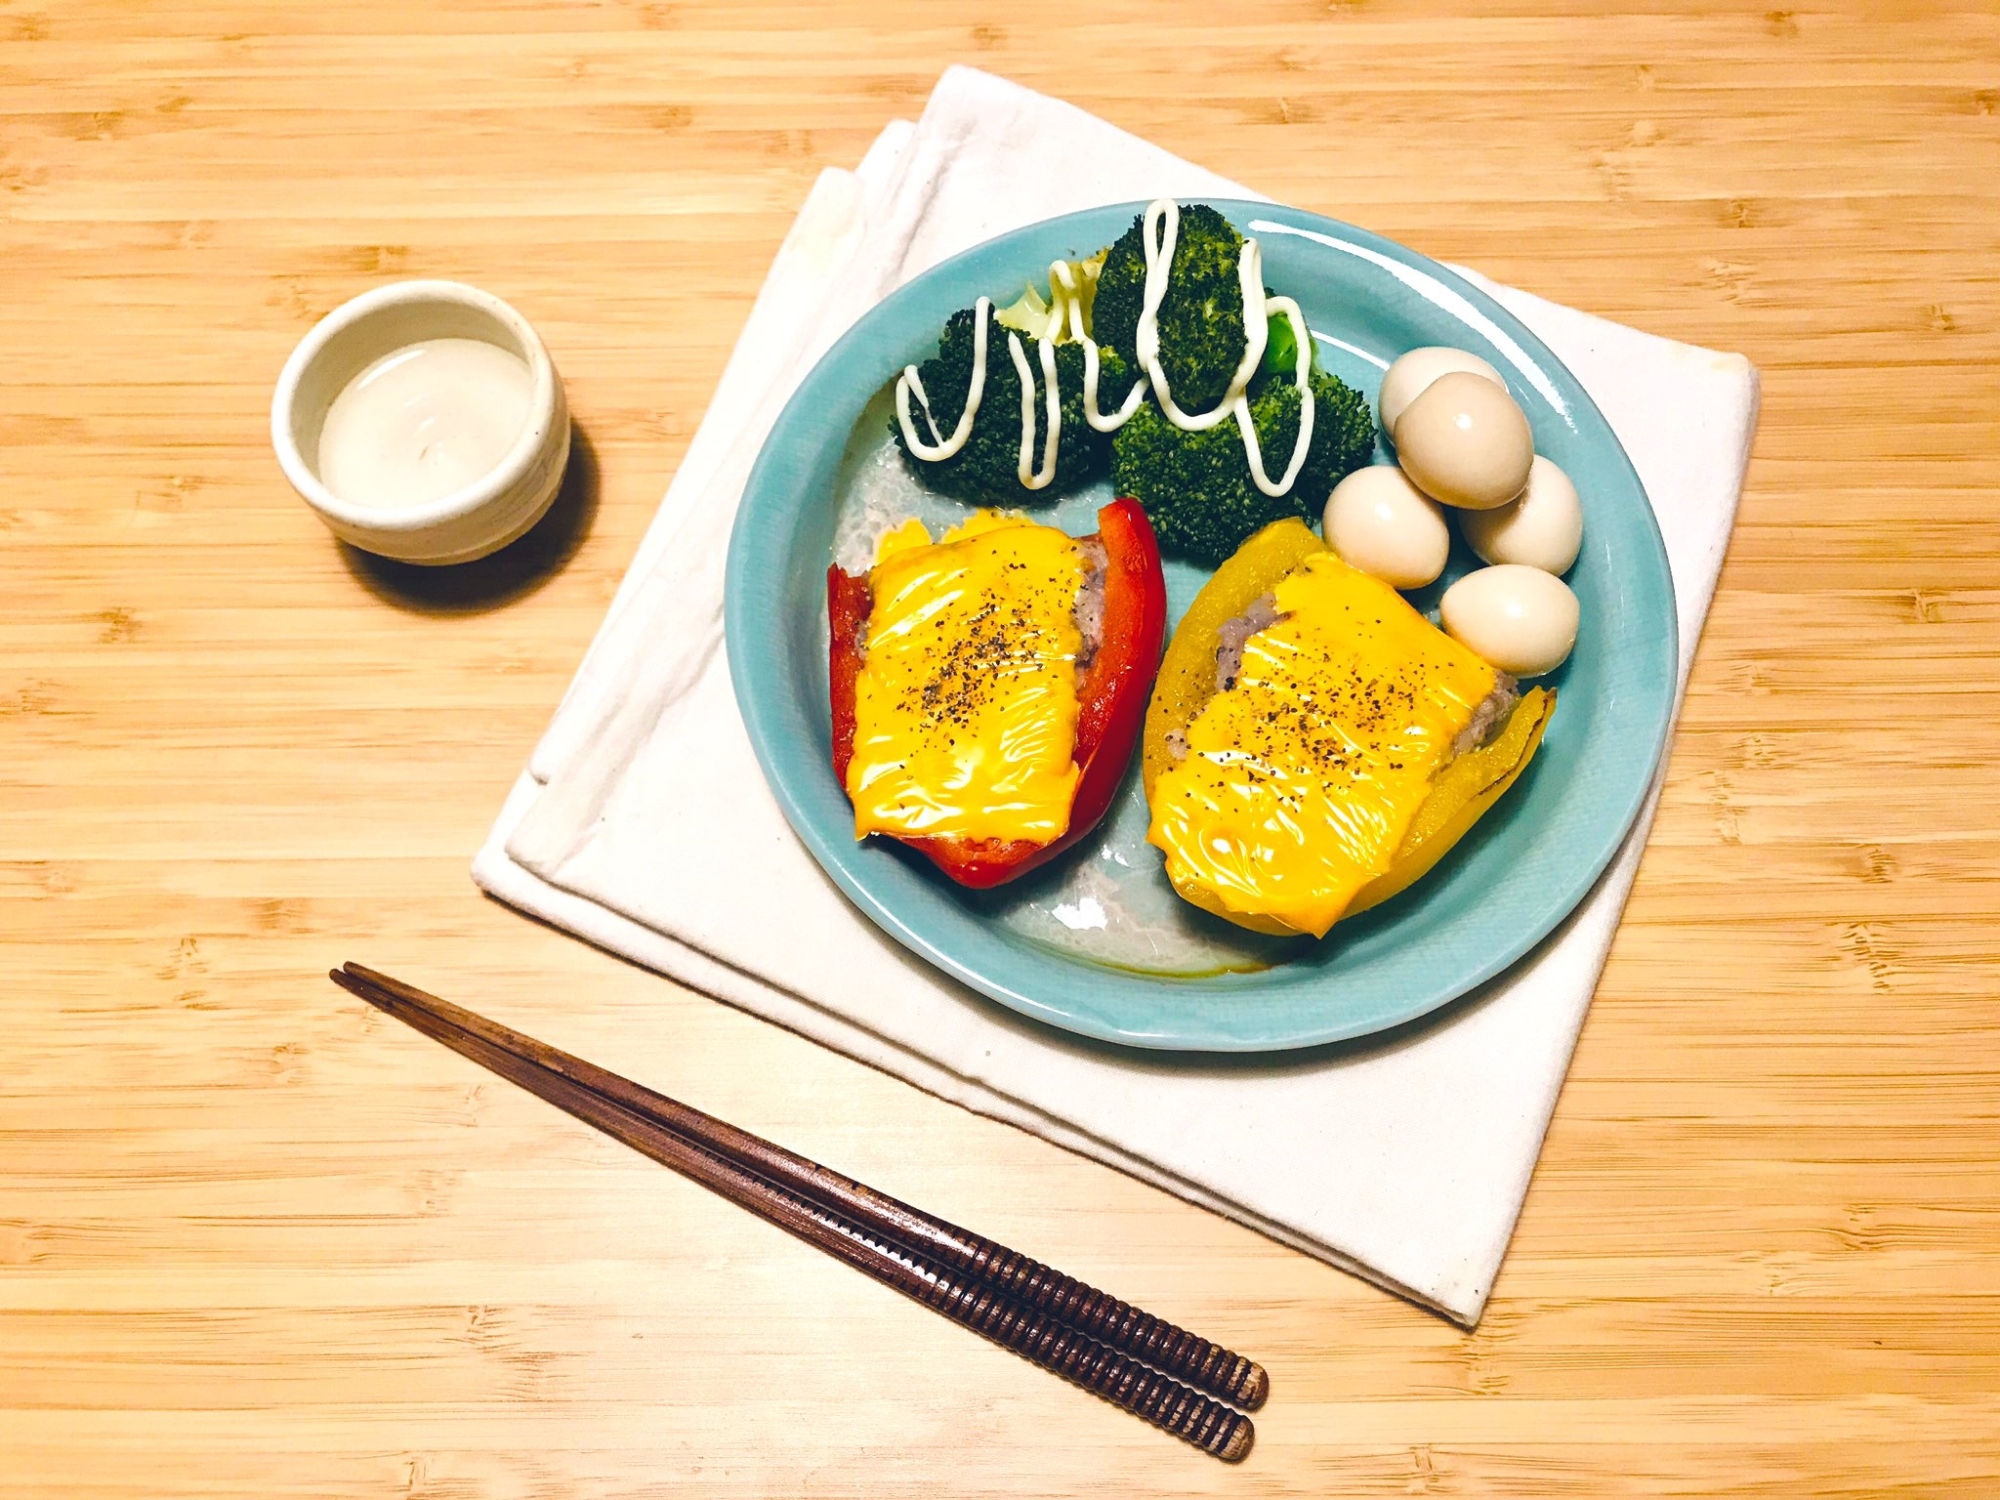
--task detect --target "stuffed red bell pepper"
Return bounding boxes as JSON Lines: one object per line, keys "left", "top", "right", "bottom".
{"left": 827, "top": 498, "right": 1167, "bottom": 889}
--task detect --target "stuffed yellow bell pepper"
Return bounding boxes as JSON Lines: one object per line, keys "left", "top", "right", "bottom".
{"left": 1143, "top": 518, "right": 1553, "bottom": 938}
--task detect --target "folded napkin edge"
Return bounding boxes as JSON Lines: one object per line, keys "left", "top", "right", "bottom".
{"left": 471, "top": 769, "right": 1504, "bottom": 1325}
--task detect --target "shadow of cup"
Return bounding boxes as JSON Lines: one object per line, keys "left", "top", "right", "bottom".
{"left": 339, "top": 422, "right": 600, "bottom": 615}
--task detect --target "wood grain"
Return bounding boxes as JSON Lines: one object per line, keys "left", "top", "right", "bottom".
{"left": 329, "top": 965, "right": 1260, "bottom": 1462}
{"left": 4, "top": 1, "right": 1998, "bottom": 1495}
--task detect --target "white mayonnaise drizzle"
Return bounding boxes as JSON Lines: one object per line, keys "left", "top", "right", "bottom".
{"left": 897, "top": 295, "right": 991, "bottom": 460}
{"left": 895, "top": 291, "right": 1058, "bottom": 489}
{"left": 1135, "top": 202, "right": 1314, "bottom": 497}
{"left": 893, "top": 200, "right": 1315, "bottom": 500}
{"left": 1010, "top": 326, "right": 1062, "bottom": 489}
{"left": 1135, "top": 201, "right": 1264, "bottom": 432}
{"left": 1242, "top": 294, "right": 1314, "bottom": 495}
{"left": 1052, "top": 259, "right": 1148, "bottom": 433}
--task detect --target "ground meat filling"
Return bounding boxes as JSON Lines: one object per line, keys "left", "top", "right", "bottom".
{"left": 1453, "top": 674, "right": 1519, "bottom": 758}
{"left": 1162, "top": 599, "right": 1519, "bottom": 766}
{"left": 1214, "top": 593, "right": 1281, "bottom": 694}
{"left": 1163, "top": 594, "right": 1284, "bottom": 765}
{"left": 1071, "top": 539, "right": 1108, "bottom": 673}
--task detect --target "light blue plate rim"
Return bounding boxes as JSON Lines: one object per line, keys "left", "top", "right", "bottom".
{"left": 725, "top": 199, "right": 1676, "bottom": 1053}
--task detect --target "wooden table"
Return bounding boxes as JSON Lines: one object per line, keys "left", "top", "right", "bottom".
{"left": 6, "top": 3, "right": 1998, "bottom": 1494}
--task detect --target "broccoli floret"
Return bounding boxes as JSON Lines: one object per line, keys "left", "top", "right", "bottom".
{"left": 1090, "top": 219, "right": 1147, "bottom": 353}
{"left": 1091, "top": 204, "right": 1249, "bottom": 416}
{"left": 893, "top": 303, "right": 1131, "bottom": 503}
{"left": 1112, "top": 369, "right": 1375, "bottom": 566}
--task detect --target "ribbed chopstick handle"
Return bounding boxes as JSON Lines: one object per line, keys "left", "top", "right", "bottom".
{"left": 917, "top": 1261, "right": 1255, "bottom": 1462}
{"left": 686, "top": 1156, "right": 1257, "bottom": 1462}
{"left": 949, "top": 1236, "right": 1267, "bottom": 1411}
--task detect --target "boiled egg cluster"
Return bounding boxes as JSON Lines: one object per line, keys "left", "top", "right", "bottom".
{"left": 1322, "top": 347, "right": 1583, "bottom": 678}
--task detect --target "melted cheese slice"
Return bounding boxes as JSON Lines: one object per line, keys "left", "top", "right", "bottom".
{"left": 1147, "top": 552, "right": 1499, "bottom": 938}
{"left": 848, "top": 511, "right": 1086, "bottom": 846}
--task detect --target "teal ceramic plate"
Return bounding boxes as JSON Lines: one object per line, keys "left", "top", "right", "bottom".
{"left": 726, "top": 200, "right": 1674, "bottom": 1053}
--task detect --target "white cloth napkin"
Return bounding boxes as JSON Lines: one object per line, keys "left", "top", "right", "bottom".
{"left": 474, "top": 66, "right": 1758, "bottom": 1326}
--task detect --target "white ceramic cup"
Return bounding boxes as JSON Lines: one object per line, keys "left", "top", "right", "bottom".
{"left": 271, "top": 279, "right": 571, "bottom": 565}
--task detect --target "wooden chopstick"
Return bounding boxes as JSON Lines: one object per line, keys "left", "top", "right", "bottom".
{"left": 340, "top": 961, "right": 1267, "bottom": 1411}
{"left": 331, "top": 963, "right": 1260, "bottom": 1462}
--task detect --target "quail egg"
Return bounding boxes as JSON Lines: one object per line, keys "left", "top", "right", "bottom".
{"left": 1439, "top": 564, "right": 1579, "bottom": 677}
{"left": 1459, "top": 455, "right": 1584, "bottom": 575}
{"left": 1323, "top": 465, "right": 1451, "bottom": 589}
{"left": 1393, "top": 371, "right": 1534, "bottom": 511}
{"left": 1376, "top": 346, "right": 1506, "bottom": 434}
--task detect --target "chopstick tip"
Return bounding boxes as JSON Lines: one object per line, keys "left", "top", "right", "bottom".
{"left": 1218, "top": 1416, "right": 1255, "bottom": 1464}
{"left": 1239, "top": 1362, "right": 1270, "bottom": 1411}
{"left": 329, "top": 966, "right": 387, "bottom": 1010}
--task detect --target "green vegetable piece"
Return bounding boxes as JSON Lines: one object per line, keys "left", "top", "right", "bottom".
{"left": 996, "top": 250, "right": 1110, "bottom": 344}
{"left": 1111, "top": 368, "right": 1375, "bottom": 566}
{"left": 1092, "top": 205, "right": 1250, "bottom": 415}
{"left": 994, "top": 284, "right": 1054, "bottom": 338}
{"left": 892, "top": 304, "right": 1139, "bottom": 503}
{"left": 1260, "top": 308, "right": 1306, "bottom": 380}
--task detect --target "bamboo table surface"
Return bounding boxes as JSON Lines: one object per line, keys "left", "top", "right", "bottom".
{"left": 5, "top": 2, "right": 1998, "bottom": 1494}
